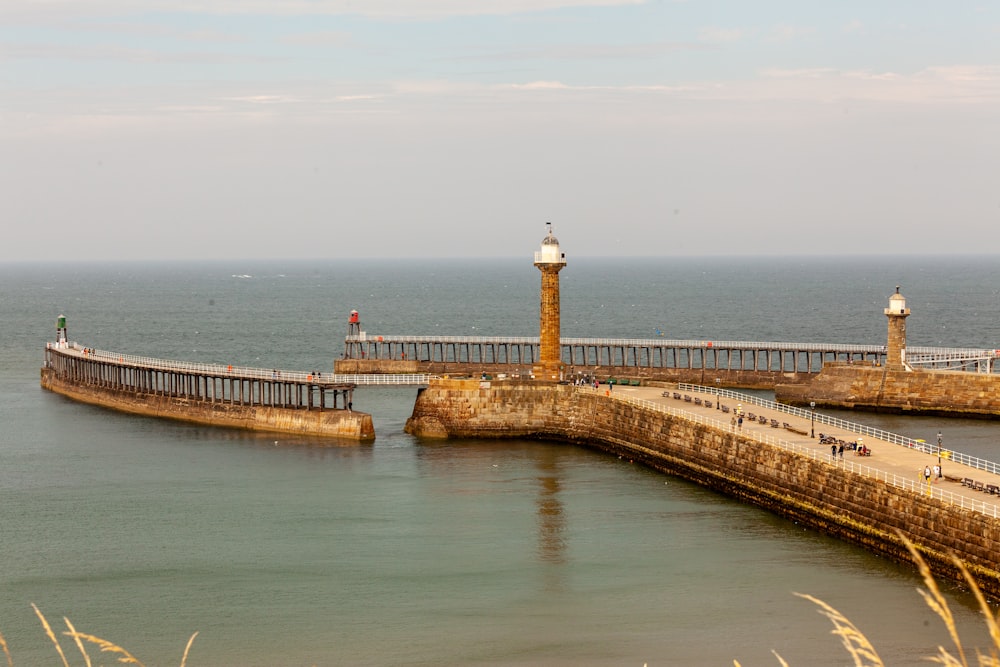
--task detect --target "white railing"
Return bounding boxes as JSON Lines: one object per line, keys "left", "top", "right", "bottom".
{"left": 347, "top": 334, "right": 998, "bottom": 358}
{"left": 49, "top": 342, "right": 344, "bottom": 385}
{"left": 48, "top": 343, "right": 439, "bottom": 387}
{"left": 678, "top": 383, "right": 1000, "bottom": 477}
{"left": 331, "top": 374, "right": 436, "bottom": 385}
{"left": 347, "top": 334, "right": 887, "bottom": 352}
{"left": 598, "top": 387, "right": 1000, "bottom": 518}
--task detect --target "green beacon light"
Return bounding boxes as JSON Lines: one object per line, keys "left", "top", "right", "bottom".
{"left": 56, "top": 314, "right": 67, "bottom": 345}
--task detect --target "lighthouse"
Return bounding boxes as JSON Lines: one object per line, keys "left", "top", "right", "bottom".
{"left": 533, "top": 223, "right": 567, "bottom": 381}
{"left": 884, "top": 286, "right": 911, "bottom": 371}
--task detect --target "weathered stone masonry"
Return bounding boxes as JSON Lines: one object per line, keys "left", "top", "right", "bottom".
{"left": 41, "top": 368, "right": 374, "bottom": 440}
{"left": 406, "top": 379, "right": 1000, "bottom": 598}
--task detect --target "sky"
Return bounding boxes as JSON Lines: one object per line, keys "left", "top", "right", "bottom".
{"left": 2, "top": 1, "right": 999, "bottom": 261}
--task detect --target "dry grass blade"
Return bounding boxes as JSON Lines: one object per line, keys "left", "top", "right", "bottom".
{"left": 31, "top": 604, "right": 70, "bottom": 667}
{"left": 66, "top": 631, "right": 145, "bottom": 666}
{"left": 0, "top": 629, "right": 14, "bottom": 667}
{"left": 795, "top": 593, "right": 884, "bottom": 667}
{"left": 63, "top": 616, "right": 93, "bottom": 667}
{"left": 952, "top": 553, "right": 1000, "bottom": 664}
{"left": 897, "top": 534, "right": 968, "bottom": 667}
{"left": 180, "top": 631, "right": 198, "bottom": 667}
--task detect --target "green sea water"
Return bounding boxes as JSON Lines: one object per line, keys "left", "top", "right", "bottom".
{"left": 2, "top": 256, "right": 999, "bottom": 665}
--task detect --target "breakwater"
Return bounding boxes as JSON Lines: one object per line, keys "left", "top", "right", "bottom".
{"left": 42, "top": 343, "right": 374, "bottom": 440}
{"left": 778, "top": 363, "right": 1000, "bottom": 419}
{"left": 337, "top": 336, "right": 885, "bottom": 388}
{"left": 405, "top": 379, "right": 1000, "bottom": 597}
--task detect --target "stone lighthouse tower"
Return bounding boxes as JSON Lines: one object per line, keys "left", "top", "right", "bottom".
{"left": 884, "top": 286, "right": 911, "bottom": 371}
{"left": 533, "top": 223, "right": 567, "bottom": 381}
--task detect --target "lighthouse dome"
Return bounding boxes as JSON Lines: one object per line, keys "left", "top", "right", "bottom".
{"left": 534, "top": 223, "right": 566, "bottom": 265}
{"left": 888, "top": 287, "right": 906, "bottom": 312}
{"left": 884, "top": 286, "right": 909, "bottom": 316}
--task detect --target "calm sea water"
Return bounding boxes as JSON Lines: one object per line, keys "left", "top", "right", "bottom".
{"left": 2, "top": 255, "right": 1000, "bottom": 666}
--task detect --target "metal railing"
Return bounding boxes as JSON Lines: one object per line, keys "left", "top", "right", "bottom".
{"left": 346, "top": 334, "right": 887, "bottom": 352}
{"left": 330, "top": 374, "right": 436, "bottom": 385}
{"left": 599, "top": 387, "right": 1000, "bottom": 518}
{"left": 346, "top": 334, "right": 997, "bottom": 358}
{"left": 49, "top": 342, "right": 349, "bottom": 385}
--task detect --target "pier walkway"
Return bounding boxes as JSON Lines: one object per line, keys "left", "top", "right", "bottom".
{"left": 603, "top": 382, "right": 1000, "bottom": 518}
{"left": 343, "top": 334, "right": 1000, "bottom": 375}
{"left": 45, "top": 342, "right": 357, "bottom": 411}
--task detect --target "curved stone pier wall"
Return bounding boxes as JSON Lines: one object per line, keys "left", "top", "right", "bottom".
{"left": 42, "top": 368, "right": 374, "bottom": 440}
{"left": 405, "top": 379, "right": 1000, "bottom": 597}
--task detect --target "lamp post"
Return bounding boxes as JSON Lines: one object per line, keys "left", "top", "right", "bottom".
{"left": 715, "top": 378, "right": 721, "bottom": 410}
{"left": 937, "top": 431, "right": 943, "bottom": 478}
{"left": 810, "top": 401, "right": 816, "bottom": 438}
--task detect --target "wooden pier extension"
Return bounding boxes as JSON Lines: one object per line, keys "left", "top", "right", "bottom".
{"left": 337, "top": 335, "right": 893, "bottom": 387}
{"left": 42, "top": 342, "right": 373, "bottom": 440}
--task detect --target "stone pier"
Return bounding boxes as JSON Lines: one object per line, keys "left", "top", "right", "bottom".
{"left": 406, "top": 379, "right": 1000, "bottom": 598}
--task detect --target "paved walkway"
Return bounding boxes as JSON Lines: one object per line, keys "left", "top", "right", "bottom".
{"left": 607, "top": 383, "right": 1000, "bottom": 517}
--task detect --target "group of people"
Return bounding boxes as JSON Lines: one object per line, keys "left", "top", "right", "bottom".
{"left": 831, "top": 442, "right": 871, "bottom": 458}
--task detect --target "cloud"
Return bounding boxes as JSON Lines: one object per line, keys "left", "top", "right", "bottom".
{"left": 280, "top": 30, "right": 353, "bottom": 46}
{"left": 756, "top": 65, "right": 1000, "bottom": 104}
{"left": 456, "top": 40, "right": 707, "bottom": 63}
{"left": 511, "top": 80, "right": 571, "bottom": 90}
{"left": 698, "top": 26, "right": 744, "bottom": 43}
{"left": 843, "top": 19, "right": 864, "bottom": 34}
{"left": 768, "top": 23, "right": 814, "bottom": 41}
{"left": 3, "top": 0, "right": 648, "bottom": 20}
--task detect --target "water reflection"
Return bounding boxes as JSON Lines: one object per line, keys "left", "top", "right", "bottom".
{"left": 534, "top": 447, "right": 567, "bottom": 566}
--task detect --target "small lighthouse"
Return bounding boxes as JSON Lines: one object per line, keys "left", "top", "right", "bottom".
{"left": 884, "top": 286, "right": 911, "bottom": 371}
{"left": 533, "top": 223, "right": 567, "bottom": 381}
{"left": 56, "top": 314, "right": 67, "bottom": 346}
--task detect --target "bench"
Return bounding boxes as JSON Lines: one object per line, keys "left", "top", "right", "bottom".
{"left": 962, "top": 478, "right": 974, "bottom": 488}
{"left": 673, "top": 392, "right": 682, "bottom": 400}
{"left": 747, "top": 413, "right": 756, "bottom": 421}
{"left": 694, "top": 397, "right": 702, "bottom": 406}
{"left": 721, "top": 405, "right": 730, "bottom": 413}
{"left": 684, "top": 395, "right": 692, "bottom": 403}
{"left": 783, "top": 422, "right": 809, "bottom": 436}
{"left": 662, "top": 391, "right": 671, "bottom": 398}
{"left": 704, "top": 401, "right": 713, "bottom": 409}
{"left": 975, "top": 481, "right": 985, "bottom": 492}
{"left": 758, "top": 415, "right": 767, "bottom": 424}
{"left": 987, "top": 485, "right": 1000, "bottom": 495}
{"left": 770, "top": 419, "right": 780, "bottom": 428}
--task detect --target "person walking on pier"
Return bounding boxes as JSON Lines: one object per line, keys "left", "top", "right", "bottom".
{"left": 923, "top": 466, "right": 932, "bottom": 484}
{"left": 838, "top": 443, "right": 845, "bottom": 459}
{"left": 831, "top": 444, "right": 837, "bottom": 459}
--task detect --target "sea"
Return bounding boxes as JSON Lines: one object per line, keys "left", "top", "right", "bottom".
{"left": 3, "top": 255, "right": 1000, "bottom": 666}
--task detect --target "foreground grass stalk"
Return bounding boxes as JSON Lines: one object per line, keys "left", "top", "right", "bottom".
{"left": 0, "top": 629, "right": 13, "bottom": 667}
{"left": 794, "top": 593, "right": 884, "bottom": 667}
{"left": 18, "top": 605, "right": 196, "bottom": 667}
{"left": 737, "top": 530, "right": 1000, "bottom": 666}
{"left": 62, "top": 617, "right": 91, "bottom": 667}
{"left": 31, "top": 604, "right": 69, "bottom": 667}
